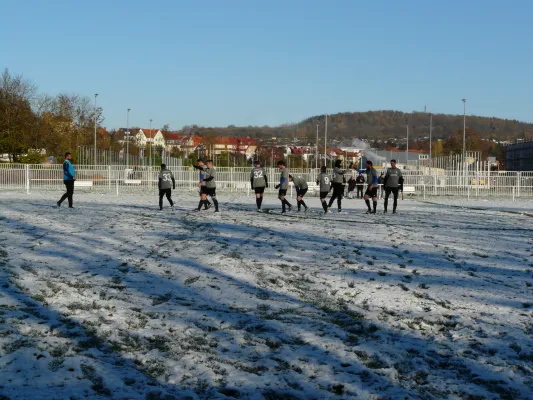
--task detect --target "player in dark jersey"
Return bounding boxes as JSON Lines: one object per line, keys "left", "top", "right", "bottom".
{"left": 203, "top": 160, "right": 219, "bottom": 212}
{"left": 364, "top": 160, "right": 379, "bottom": 214}
{"left": 383, "top": 159, "right": 403, "bottom": 213}
{"left": 158, "top": 163, "right": 175, "bottom": 210}
{"left": 193, "top": 159, "right": 212, "bottom": 211}
{"left": 289, "top": 174, "right": 309, "bottom": 212}
{"left": 250, "top": 160, "right": 268, "bottom": 211}
{"left": 316, "top": 166, "right": 331, "bottom": 213}
{"left": 328, "top": 160, "right": 349, "bottom": 213}
{"left": 274, "top": 160, "right": 292, "bottom": 213}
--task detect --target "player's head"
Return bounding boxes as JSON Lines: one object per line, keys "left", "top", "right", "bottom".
{"left": 206, "top": 159, "right": 213, "bottom": 167}
{"left": 321, "top": 166, "right": 326, "bottom": 173}
{"left": 390, "top": 159, "right": 397, "bottom": 167}
{"left": 65, "top": 152, "right": 72, "bottom": 160}
{"left": 160, "top": 163, "right": 166, "bottom": 170}
{"left": 276, "top": 160, "right": 286, "bottom": 168}
{"left": 254, "top": 160, "right": 260, "bottom": 167}
{"left": 197, "top": 158, "right": 204, "bottom": 166}
{"left": 366, "top": 160, "right": 373, "bottom": 167}
{"left": 335, "top": 160, "right": 342, "bottom": 168}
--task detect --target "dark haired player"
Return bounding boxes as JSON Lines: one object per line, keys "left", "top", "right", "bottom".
{"left": 250, "top": 160, "right": 268, "bottom": 211}
{"left": 158, "top": 163, "right": 175, "bottom": 210}
{"left": 364, "top": 160, "right": 379, "bottom": 214}
{"left": 274, "top": 160, "right": 292, "bottom": 213}
{"left": 383, "top": 159, "right": 403, "bottom": 213}
{"left": 289, "top": 174, "right": 309, "bottom": 212}
{"left": 327, "top": 159, "right": 349, "bottom": 213}
{"left": 316, "top": 166, "right": 331, "bottom": 213}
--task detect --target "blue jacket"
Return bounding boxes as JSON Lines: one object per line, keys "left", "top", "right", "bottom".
{"left": 63, "top": 160, "right": 75, "bottom": 181}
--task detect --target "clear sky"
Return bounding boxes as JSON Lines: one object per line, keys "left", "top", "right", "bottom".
{"left": 1, "top": 0, "right": 532, "bottom": 130}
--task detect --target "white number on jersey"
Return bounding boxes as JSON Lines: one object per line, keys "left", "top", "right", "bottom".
{"left": 324, "top": 176, "right": 330, "bottom": 184}
{"left": 254, "top": 170, "right": 263, "bottom": 178}
{"left": 162, "top": 173, "right": 172, "bottom": 181}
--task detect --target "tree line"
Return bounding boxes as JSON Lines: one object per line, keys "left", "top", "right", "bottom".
{"left": 0, "top": 68, "right": 102, "bottom": 162}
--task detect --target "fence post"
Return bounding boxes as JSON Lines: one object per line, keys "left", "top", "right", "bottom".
{"left": 512, "top": 186, "right": 515, "bottom": 202}
{"left": 467, "top": 186, "right": 470, "bottom": 200}
{"left": 517, "top": 172, "right": 521, "bottom": 198}
{"left": 423, "top": 184, "right": 426, "bottom": 200}
{"left": 116, "top": 177, "right": 119, "bottom": 196}
{"left": 25, "top": 164, "right": 30, "bottom": 194}
{"left": 108, "top": 165, "right": 111, "bottom": 192}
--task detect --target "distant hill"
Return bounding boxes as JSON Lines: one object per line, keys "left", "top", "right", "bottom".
{"left": 182, "top": 111, "right": 533, "bottom": 144}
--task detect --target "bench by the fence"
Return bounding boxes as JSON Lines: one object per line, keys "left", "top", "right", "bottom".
{"left": 402, "top": 185, "right": 416, "bottom": 195}
{"left": 74, "top": 180, "right": 93, "bottom": 188}
{"left": 124, "top": 179, "right": 142, "bottom": 184}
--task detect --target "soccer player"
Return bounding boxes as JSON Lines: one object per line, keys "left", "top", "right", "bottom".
{"left": 364, "top": 160, "right": 379, "bottom": 214}
{"left": 193, "top": 159, "right": 212, "bottom": 211}
{"left": 57, "top": 152, "right": 75, "bottom": 208}
{"left": 250, "top": 160, "right": 268, "bottom": 211}
{"left": 327, "top": 160, "right": 349, "bottom": 213}
{"left": 383, "top": 159, "right": 403, "bottom": 213}
{"left": 355, "top": 173, "right": 365, "bottom": 199}
{"left": 203, "top": 160, "right": 219, "bottom": 212}
{"left": 274, "top": 160, "right": 292, "bottom": 213}
{"left": 289, "top": 174, "right": 309, "bottom": 212}
{"left": 316, "top": 165, "right": 331, "bottom": 213}
{"left": 158, "top": 163, "right": 175, "bottom": 210}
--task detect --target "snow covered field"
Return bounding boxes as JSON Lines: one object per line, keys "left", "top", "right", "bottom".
{"left": 1, "top": 191, "right": 532, "bottom": 399}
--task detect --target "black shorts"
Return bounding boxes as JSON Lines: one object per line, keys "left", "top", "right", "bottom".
{"left": 254, "top": 187, "right": 265, "bottom": 194}
{"left": 200, "top": 186, "right": 209, "bottom": 195}
{"left": 320, "top": 191, "right": 329, "bottom": 199}
{"left": 205, "top": 188, "right": 216, "bottom": 196}
{"left": 385, "top": 187, "right": 399, "bottom": 197}
{"left": 365, "top": 187, "right": 378, "bottom": 198}
{"left": 296, "top": 188, "right": 308, "bottom": 197}
{"left": 278, "top": 189, "right": 287, "bottom": 197}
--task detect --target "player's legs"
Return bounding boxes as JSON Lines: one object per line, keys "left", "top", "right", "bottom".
{"left": 392, "top": 188, "right": 399, "bottom": 212}
{"left": 165, "top": 189, "right": 174, "bottom": 207}
{"left": 384, "top": 188, "right": 391, "bottom": 212}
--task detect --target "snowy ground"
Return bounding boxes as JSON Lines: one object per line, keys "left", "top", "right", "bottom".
{"left": 1, "top": 191, "right": 532, "bottom": 400}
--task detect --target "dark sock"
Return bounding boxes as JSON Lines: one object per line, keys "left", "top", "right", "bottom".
{"left": 322, "top": 201, "right": 328, "bottom": 212}
{"left": 256, "top": 198, "right": 261, "bottom": 208}
{"left": 301, "top": 200, "right": 307, "bottom": 209}
{"left": 373, "top": 201, "right": 377, "bottom": 212}
{"left": 213, "top": 199, "right": 219, "bottom": 210}
{"left": 365, "top": 199, "right": 371, "bottom": 211}
{"left": 197, "top": 200, "right": 203, "bottom": 210}
{"left": 297, "top": 200, "right": 301, "bottom": 211}
{"left": 337, "top": 198, "right": 341, "bottom": 210}
{"left": 259, "top": 197, "right": 263, "bottom": 208}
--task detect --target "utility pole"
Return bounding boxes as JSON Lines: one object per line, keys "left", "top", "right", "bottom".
{"left": 316, "top": 124, "right": 319, "bottom": 169}
{"left": 324, "top": 114, "right": 328, "bottom": 166}
{"left": 405, "top": 118, "right": 409, "bottom": 168}
{"left": 462, "top": 99, "right": 466, "bottom": 161}
{"left": 429, "top": 113, "right": 433, "bottom": 173}
{"left": 93, "top": 94, "right": 98, "bottom": 165}
{"left": 126, "top": 108, "right": 131, "bottom": 167}
{"left": 149, "top": 119, "right": 153, "bottom": 168}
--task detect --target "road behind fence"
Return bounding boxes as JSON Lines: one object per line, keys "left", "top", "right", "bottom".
{"left": 1, "top": 164, "right": 532, "bottom": 199}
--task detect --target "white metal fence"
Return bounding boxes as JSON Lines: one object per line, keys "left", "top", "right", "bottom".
{"left": 1, "top": 164, "right": 532, "bottom": 199}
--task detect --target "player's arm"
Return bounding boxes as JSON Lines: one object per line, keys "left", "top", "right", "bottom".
{"left": 171, "top": 173, "right": 175, "bottom": 190}
{"left": 192, "top": 165, "right": 204, "bottom": 171}
{"left": 250, "top": 171, "right": 254, "bottom": 188}
{"left": 158, "top": 176, "right": 162, "bottom": 190}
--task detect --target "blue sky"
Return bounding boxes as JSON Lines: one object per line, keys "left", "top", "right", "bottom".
{"left": 1, "top": 0, "right": 532, "bottom": 129}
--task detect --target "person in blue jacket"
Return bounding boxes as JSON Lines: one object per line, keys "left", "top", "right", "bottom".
{"left": 57, "top": 152, "right": 75, "bottom": 208}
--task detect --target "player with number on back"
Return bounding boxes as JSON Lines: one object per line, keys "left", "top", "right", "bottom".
{"left": 250, "top": 160, "right": 268, "bottom": 212}
{"left": 316, "top": 166, "right": 331, "bottom": 213}
{"left": 158, "top": 163, "right": 175, "bottom": 211}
